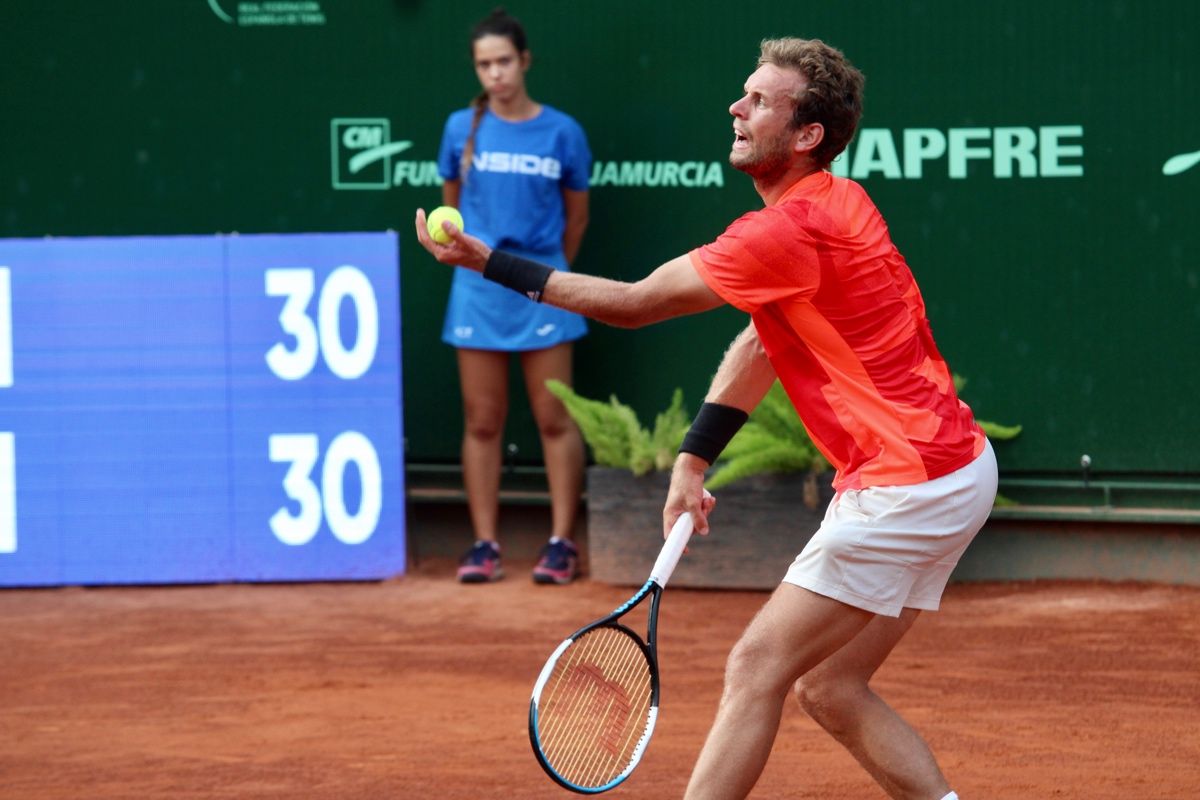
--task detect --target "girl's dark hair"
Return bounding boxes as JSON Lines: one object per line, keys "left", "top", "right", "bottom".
{"left": 469, "top": 6, "right": 527, "bottom": 56}
{"left": 460, "top": 8, "right": 529, "bottom": 182}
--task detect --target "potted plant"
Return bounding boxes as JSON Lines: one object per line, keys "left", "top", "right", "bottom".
{"left": 546, "top": 379, "right": 834, "bottom": 589}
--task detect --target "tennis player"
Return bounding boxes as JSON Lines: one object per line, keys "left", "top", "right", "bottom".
{"left": 417, "top": 36, "right": 995, "bottom": 800}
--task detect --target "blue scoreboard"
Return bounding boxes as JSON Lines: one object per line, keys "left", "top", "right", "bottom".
{"left": 0, "top": 233, "right": 405, "bottom": 586}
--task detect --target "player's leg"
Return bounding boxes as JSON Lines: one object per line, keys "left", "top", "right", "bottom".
{"left": 455, "top": 348, "right": 509, "bottom": 580}
{"left": 684, "top": 583, "right": 875, "bottom": 800}
{"left": 519, "top": 342, "right": 583, "bottom": 540}
{"left": 795, "top": 609, "right": 953, "bottom": 800}
{"left": 787, "top": 445, "right": 997, "bottom": 796}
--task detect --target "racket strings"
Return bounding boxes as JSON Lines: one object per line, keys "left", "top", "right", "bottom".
{"left": 536, "top": 626, "right": 653, "bottom": 788}
{"left": 542, "top": 629, "right": 639, "bottom": 775}
{"left": 567, "top": 632, "right": 650, "bottom": 783}
{"left": 542, "top": 630, "right": 651, "bottom": 786}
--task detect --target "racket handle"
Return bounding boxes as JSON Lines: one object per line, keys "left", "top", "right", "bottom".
{"left": 650, "top": 512, "right": 695, "bottom": 588}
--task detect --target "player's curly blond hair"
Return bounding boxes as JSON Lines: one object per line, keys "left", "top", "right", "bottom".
{"left": 758, "top": 38, "right": 864, "bottom": 168}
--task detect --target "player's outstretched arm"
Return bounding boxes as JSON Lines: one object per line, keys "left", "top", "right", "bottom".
{"left": 544, "top": 254, "right": 723, "bottom": 328}
{"left": 414, "top": 208, "right": 723, "bottom": 328}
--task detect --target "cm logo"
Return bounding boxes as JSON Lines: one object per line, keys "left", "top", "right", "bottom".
{"left": 330, "top": 118, "right": 412, "bottom": 190}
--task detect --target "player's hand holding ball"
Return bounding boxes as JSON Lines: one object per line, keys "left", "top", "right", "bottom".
{"left": 415, "top": 206, "right": 491, "bottom": 273}
{"left": 426, "top": 205, "right": 464, "bottom": 244}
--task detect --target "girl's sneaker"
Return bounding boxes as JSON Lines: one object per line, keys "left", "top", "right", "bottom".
{"left": 457, "top": 541, "right": 503, "bottom": 583}
{"left": 532, "top": 538, "right": 579, "bottom": 585}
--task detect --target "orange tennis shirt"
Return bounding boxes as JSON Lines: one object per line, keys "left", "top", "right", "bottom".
{"left": 689, "top": 170, "right": 985, "bottom": 491}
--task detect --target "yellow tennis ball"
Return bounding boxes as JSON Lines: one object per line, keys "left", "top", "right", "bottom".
{"left": 427, "top": 206, "right": 464, "bottom": 244}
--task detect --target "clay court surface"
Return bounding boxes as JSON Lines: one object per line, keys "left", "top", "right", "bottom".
{"left": 2, "top": 558, "right": 1198, "bottom": 799}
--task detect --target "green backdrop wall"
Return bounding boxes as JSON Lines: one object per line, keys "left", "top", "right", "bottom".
{"left": 3, "top": 1, "right": 1198, "bottom": 483}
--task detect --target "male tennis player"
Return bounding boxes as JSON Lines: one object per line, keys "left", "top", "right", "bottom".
{"left": 416, "top": 37, "right": 995, "bottom": 800}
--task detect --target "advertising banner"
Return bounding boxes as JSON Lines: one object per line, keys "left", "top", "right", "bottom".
{"left": 1, "top": 2, "right": 1196, "bottom": 482}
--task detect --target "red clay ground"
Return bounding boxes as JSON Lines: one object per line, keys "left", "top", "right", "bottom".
{"left": 1, "top": 559, "right": 1198, "bottom": 799}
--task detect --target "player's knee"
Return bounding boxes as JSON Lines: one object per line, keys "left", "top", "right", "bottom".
{"left": 794, "top": 675, "right": 865, "bottom": 732}
{"left": 723, "top": 634, "right": 788, "bottom": 698}
{"left": 793, "top": 675, "right": 829, "bottom": 717}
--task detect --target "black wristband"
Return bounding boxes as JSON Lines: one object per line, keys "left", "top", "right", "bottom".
{"left": 679, "top": 402, "right": 749, "bottom": 465}
{"left": 483, "top": 250, "right": 555, "bottom": 303}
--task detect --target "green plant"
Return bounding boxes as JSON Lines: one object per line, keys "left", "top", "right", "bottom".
{"left": 545, "top": 380, "right": 689, "bottom": 476}
{"left": 546, "top": 378, "right": 827, "bottom": 490}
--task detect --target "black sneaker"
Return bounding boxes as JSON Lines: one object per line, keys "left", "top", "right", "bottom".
{"left": 532, "top": 538, "right": 579, "bottom": 585}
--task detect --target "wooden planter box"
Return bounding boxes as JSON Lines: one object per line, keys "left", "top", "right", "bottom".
{"left": 586, "top": 466, "right": 836, "bottom": 590}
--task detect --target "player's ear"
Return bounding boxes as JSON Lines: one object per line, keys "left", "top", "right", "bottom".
{"left": 794, "top": 122, "right": 825, "bottom": 157}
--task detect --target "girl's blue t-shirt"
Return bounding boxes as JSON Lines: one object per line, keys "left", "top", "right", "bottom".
{"left": 436, "top": 104, "right": 590, "bottom": 351}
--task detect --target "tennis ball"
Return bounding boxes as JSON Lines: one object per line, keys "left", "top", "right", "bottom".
{"left": 427, "top": 206, "right": 464, "bottom": 244}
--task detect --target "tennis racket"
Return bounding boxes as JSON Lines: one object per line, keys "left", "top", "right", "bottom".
{"left": 528, "top": 510, "right": 697, "bottom": 794}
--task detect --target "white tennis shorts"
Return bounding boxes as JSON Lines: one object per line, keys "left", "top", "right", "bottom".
{"left": 783, "top": 440, "right": 998, "bottom": 617}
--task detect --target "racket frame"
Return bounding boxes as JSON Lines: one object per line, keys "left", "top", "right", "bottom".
{"left": 528, "top": 510, "right": 695, "bottom": 794}
{"left": 529, "top": 580, "right": 664, "bottom": 794}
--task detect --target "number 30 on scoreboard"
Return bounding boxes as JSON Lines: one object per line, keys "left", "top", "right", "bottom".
{"left": 263, "top": 266, "right": 386, "bottom": 548}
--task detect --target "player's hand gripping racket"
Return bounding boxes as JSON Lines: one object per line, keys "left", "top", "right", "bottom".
{"left": 529, "top": 509, "right": 699, "bottom": 794}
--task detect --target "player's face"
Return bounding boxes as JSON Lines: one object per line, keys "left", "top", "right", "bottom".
{"left": 473, "top": 35, "right": 530, "bottom": 103}
{"left": 728, "top": 64, "right": 805, "bottom": 178}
